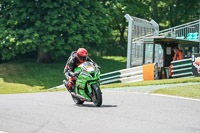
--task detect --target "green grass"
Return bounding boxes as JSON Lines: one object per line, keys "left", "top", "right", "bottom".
{"left": 152, "top": 84, "right": 200, "bottom": 99}
{"left": 0, "top": 58, "right": 66, "bottom": 94}
{"left": 101, "top": 76, "right": 200, "bottom": 99}
{"left": 0, "top": 78, "right": 66, "bottom": 94}
{"left": 101, "top": 77, "right": 200, "bottom": 88}
{"left": 93, "top": 56, "right": 126, "bottom": 73}
{"left": 0, "top": 56, "right": 126, "bottom": 94}
{"left": 3, "top": 55, "right": 200, "bottom": 99}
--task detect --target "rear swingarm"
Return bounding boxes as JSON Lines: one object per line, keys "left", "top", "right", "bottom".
{"left": 70, "top": 92, "right": 92, "bottom": 102}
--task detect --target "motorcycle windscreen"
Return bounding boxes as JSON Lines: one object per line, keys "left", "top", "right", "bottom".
{"left": 82, "top": 61, "right": 95, "bottom": 73}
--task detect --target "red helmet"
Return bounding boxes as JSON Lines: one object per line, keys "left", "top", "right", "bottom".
{"left": 77, "top": 48, "right": 88, "bottom": 63}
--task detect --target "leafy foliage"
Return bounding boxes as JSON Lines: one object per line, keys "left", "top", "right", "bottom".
{"left": 148, "top": 0, "right": 200, "bottom": 29}
{"left": 103, "top": 0, "right": 200, "bottom": 48}
{"left": 0, "top": 0, "right": 112, "bottom": 61}
{"left": 0, "top": 0, "right": 200, "bottom": 60}
{"left": 103, "top": 0, "right": 149, "bottom": 48}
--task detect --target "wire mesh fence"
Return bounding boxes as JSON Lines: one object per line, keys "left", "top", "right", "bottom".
{"left": 125, "top": 14, "right": 159, "bottom": 67}
{"left": 159, "top": 19, "right": 200, "bottom": 41}
{"left": 125, "top": 14, "right": 200, "bottom": 68}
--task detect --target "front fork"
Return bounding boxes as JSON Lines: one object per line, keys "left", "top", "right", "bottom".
{"left": 87, "top": 81, "right": 99, "bottom": 93}
{"left": 87, "top": 82, "right": 93, "bottom": 94}
{"left": 87, "top": 81, "right": 100, "bottom": 101}
{"left": 75, "top": 81, "right": 100, "bottom": 100}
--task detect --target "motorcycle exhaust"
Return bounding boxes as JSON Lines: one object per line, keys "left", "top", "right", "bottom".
{"left": 71, "top": 92, "right": 92, "bottom": 102}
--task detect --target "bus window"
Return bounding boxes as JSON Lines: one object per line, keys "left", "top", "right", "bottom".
{"left": 192, "top": 47, "right": 198, "bottom": 54}
{"left": 144, "top": 44, "right": 153, "bottom": 64}
{"left": 184, "top": 47, "right": 193, "bottom": 58}
{"left": 154, "top": 44, "right": 163, "bottom": 67}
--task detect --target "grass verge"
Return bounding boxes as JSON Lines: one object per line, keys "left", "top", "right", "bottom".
{"left": 0, "top": 56, "right": 126, "bottom": 94}
{"left": 101, "top": 77, "right": 200, "bottom": 88}
{"left": 152, "top": 84, "right": 200, "bottom": 99}
{"left": 0, "top": 78, "right": 66, "bottom": 94}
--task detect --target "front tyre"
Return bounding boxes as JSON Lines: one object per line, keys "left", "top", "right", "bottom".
{"left": 91, "top": 84, "right": 102, "bottom": 107}
{"left": 71, "top": 95, "right": 84, "bottom": 104}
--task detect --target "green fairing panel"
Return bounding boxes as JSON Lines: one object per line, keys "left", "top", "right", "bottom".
{"left": 74, "top": 67, "right": 82, "bottom": 72}
{"left": 76, "top": 79, "right": 86, "bottom": 89}
{"left": 89, "top": 81, "right": 99, "bottom": 85}
{"left": 73, "top": 61, "right": 101, "bottom": 100}
{"left": 87, "top": 84, "right": 93, "bottom": 94}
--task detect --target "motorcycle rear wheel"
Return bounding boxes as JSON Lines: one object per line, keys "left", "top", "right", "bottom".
{"left": 71, "top": 95, "right": 84, "bottom": 104}
{"left": 91, "top": 84, "right": 102, "bottom": 107}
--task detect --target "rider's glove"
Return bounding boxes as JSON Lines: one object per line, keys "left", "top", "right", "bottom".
{"left": 64, "top": 72, "right": 68, "bottom": 78}
{"left": 74, "top": 70, "right": 82, "bottom": 76}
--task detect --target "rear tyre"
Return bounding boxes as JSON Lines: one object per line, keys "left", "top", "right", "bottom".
{"left": 91, "top": 84, "right": 102, "bottom": 107}
{"left": 71, "top": 95, "right": 84, "bottom": 104}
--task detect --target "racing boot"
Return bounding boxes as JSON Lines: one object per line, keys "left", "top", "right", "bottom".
{"left": 63, "top": 80, "right": 73, "bottom": 92}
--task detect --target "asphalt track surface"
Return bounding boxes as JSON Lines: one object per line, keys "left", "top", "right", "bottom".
{"left": 0, "top": 91, "right": 200, "bottom": 133}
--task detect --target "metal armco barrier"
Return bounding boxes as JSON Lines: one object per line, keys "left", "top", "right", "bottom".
{"left": 171, "top": 58, "right": 193, "bottom": 78}
{"left": 100, "top": 66, "right": 143, "bottom": 85}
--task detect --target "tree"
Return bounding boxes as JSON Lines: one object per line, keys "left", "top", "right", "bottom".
{"left": 167, "top": 0, "right": 200, "bottom": 27}
{"left": 102, "top": 0, "right": 149, "bottom": 46}
{"left": 0, "top": 0, "right": 112, "bottom": 62}
{"left": 148, "top": 0, "right": 200, "bottom": 29}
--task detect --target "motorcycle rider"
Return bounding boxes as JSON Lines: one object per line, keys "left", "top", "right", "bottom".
{"left": 63, "top": 48, "right": 100, "bottom": 92}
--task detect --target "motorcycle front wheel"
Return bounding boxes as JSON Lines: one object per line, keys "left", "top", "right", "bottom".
{"left": 91, "top": 84, "right": 102, "bottom": 107}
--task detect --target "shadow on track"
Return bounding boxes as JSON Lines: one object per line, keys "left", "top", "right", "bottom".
{"left": 76, "top": 104, "right": 117, "bottom": 108}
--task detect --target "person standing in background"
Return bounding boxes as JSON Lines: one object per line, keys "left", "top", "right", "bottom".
{"left": 169, "top": 47, "right": 183, "bottom": 78}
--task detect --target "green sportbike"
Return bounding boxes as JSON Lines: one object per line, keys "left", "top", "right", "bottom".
{"left": 70, "top": 61, "right": 102, "bottom": 107}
